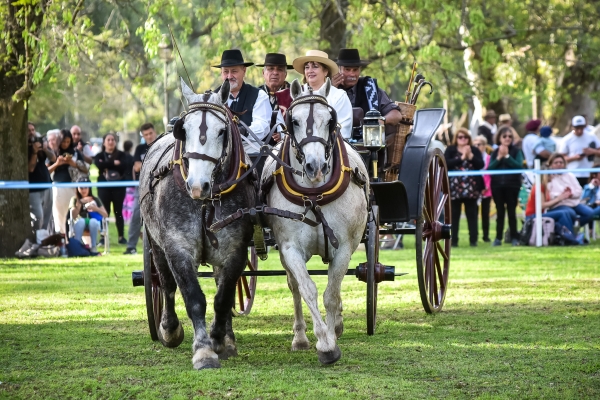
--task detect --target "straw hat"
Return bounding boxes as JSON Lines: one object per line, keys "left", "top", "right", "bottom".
{"left": 292, "top": 50, "right": 339, "bottom": 76}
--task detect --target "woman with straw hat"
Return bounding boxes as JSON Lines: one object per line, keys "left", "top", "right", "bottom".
{"left": 292, "top": 50, "right": 353, "bottom": 139}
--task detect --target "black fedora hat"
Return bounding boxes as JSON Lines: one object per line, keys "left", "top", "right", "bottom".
{"left": 336, "top": 48, "right": 370, "bottom": 67}
{"left": 255, "top": 53, "right": 293, "bottom": 69}
{"left": 212, "top": 49, "right": 254, "bottom": 68}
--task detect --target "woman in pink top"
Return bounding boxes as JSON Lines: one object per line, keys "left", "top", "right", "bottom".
{"left": 546, "top": 153, "right": 600, "bottom": 226}
{"left": 473, "top": 136, "right": 492, "bottom": 242}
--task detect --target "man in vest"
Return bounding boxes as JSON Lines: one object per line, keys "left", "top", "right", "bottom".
{"left": 214, "top": 49, "right": 272, "bottom": 154}
{"left": 256, "top": 53, "right": 293, "bottom": 143}
{"left": 333, "top": 48, "right": 402, "bottom": 132}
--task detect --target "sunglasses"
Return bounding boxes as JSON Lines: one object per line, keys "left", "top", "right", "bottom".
{"left": 456, "top": 136, "right": 468, "bottom": 140}
{"left": 501, "top": 135, "right": 512, "bottom": 139}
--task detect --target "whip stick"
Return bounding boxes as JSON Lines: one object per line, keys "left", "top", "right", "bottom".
{"left": 168, "top": 24, "right": 195, "bottom": 93}
{"left": 404, "top": 61, "right": 418, "bottom": 103}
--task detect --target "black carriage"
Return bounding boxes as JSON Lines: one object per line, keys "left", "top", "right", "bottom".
{"left": 132, "top": 80, "right": 452, "bottom": 339}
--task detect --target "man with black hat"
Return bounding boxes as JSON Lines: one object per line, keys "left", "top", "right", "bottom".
{"left": 478, "top": 110, "right": 497, "bottom": 146}
{"left": 333, "top": 48, "right": 402, "bottom": 128}
{"left": 214, "top": 49, "right": 272, "bottom": 154}
{"left": 256, "top": 53, "right": 293, "bottom": 111}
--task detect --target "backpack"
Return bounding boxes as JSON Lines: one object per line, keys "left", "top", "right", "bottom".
{"left": 520, "top": 217, "right": 555, "bottom": 246}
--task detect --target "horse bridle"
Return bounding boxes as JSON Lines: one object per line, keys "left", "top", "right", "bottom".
{"left": 285, "top": 91, "right": 340, "bottom": 165}
{"left": 172, "top": 93, "right": 233, "bottom": 193}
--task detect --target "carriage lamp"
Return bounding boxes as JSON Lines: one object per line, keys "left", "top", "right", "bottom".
{"left": 362, "top": 110, "right": 386, "bottom": 149}
{"left": 362, "top": 110, "right": 386, "bottom": 179}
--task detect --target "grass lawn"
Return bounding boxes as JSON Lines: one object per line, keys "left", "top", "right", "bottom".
{"left": 1, "top": 219, "right": 599, "bottom": 399}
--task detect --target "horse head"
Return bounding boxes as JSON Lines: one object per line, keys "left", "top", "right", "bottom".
{"left": 177, "top": 77, "right": 232, "bottom": 200}
{"left": 288, "top": 78, "right": 338, "bottom": 183}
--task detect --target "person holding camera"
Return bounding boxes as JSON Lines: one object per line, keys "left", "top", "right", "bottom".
{"left": 48, "top": 130, "right": 89, "bottom": 235}
{"left": 93, "top": 133, "right": 128, "bottom": 244}
{"left": 69, "top": 178, "right": 108, "bottom": 254}
{"left": 28, "top": 129, "right": 56, "bottom": 231}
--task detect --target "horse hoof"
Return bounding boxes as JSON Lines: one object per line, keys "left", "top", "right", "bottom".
{"left": 317, "top": 346, "right": 342, "bottom": 365}
{"left": 335, "top": 323, "right": 344, "bottom": 339}
{"left": 218, "top": 346, "right": 238, "bottom": 360}
{"left": 291, "top": 340, "right": 311, "bottom": 351}
{"left": 193, "top": 358, "right": 221, "bottom": 370}
{"left": 158, "top": 321, "right": 184, "bottom": 348}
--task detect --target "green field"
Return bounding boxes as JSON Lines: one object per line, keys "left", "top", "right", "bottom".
{"left": 1, "top": 221, "right": 599, "bottom": 399}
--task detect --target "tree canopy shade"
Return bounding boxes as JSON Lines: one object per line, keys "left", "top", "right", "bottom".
{"left": 1, "top": 0, "right": 599, "bottom": 256}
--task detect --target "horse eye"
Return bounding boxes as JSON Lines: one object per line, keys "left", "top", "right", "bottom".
{"left": 218, "top": 128, "right": 226, "bottom": 136}
{"left": 293, "top": 119, "right": 299, "bottom": 126}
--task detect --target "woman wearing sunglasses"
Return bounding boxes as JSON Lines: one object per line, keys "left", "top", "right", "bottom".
{"left": 444, "top": 128, "right": 485, "bottom": 247}
{"left": 487, "top": 126, "right": 524, "bottom": 246}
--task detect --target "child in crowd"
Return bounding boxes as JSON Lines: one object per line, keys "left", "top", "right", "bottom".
{"left": 580, "top": 171, "right": 600, "bottom": 208}
{"left": 534, "top": 126, "right": 556, "bottom": 166}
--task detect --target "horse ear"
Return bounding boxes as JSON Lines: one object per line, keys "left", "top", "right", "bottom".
{"left": 290, "top": 79, "right": 302, "bottom": 100}
{"left": 180, "top": 77, "right": 195, "bottom": 104}
{"left": 322, "top": 78, "right": 332, "bottom": 98}
{"left": 219, "top": 79, "right": 231, "bottom": 104}
{"left": 172, "top": 118, "right": 186, "bottom": 141}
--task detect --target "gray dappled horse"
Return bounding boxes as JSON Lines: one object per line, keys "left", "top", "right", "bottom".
{"left": 261, "top": 79, "right": 369, "bottom": 365}
{"left": 139, "top": 79, "right": 255, "bottom": 370}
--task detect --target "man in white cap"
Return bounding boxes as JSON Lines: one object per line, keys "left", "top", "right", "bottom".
{"left": 214, "top": 49, "right": 272, "bottom": 154}
{"left": 560, "top": 115, "right": 600, "bottom": 187}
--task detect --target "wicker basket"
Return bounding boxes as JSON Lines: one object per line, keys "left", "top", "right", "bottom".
{"left": 384, "top": 102, "right": 416, "bottom": 182}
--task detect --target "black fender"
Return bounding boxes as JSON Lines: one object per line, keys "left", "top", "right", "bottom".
{"left": 398, "top": 108, "right": 446, "bottom": 221}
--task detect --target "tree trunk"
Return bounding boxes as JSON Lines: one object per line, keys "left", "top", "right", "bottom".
{"left": 0, "top": 98, "right": 31, "bottom": 257}
{"left": 552, "top": 62, "right": 598, "bottom": 135}
{"left": 319, "top": 0, "right": 348, "bottom": 58}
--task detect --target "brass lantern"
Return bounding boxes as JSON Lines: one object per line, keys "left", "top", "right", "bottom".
{"left": 362, "top": 110, "right": 386, "bottom": 149}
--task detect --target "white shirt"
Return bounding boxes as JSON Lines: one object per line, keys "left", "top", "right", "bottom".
{"left": 227, "top": 86, "right": 272, "bottom": 154}
{"left": 521, "top": 133, "right": 538, "bottom": 168}
{"left": 559, "top": 130, "right": 600, "bottom": 177}
{"left": 302, "top": 84, "right": 353, "bottom": 139}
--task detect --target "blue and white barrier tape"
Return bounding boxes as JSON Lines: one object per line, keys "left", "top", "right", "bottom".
{"left": 1, "top": 167, "right": 600, "bottom": 189}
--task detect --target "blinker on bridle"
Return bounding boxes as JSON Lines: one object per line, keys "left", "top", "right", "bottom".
{"left": 286, "top": 92, "right": 339, "bottom": 165}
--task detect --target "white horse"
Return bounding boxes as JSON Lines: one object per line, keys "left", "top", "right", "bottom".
{"left": 261, "top": 78, "right": 369, "bottom": 364}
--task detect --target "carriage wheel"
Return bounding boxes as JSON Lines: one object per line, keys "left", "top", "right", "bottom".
{"left": 415, "top": 145, "right": 451, "bottom": 314}
{"left": 143, "top": 229, "right": 163, "bottom": 341}
{"left": 232, "top": 247, "right": 258, "bottom": 316}
{"left": 366, "top": 206, "right": 379, "bottom": 335}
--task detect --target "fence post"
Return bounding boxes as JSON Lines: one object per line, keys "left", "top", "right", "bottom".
{"left": 534, "top": 159, "right": 542, "bottom": 247}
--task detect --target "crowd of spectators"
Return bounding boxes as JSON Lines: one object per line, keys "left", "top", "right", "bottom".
{"left": 445, "top": 113, "right": 600, "bottom": 247}
{"left": 19, "top": 122, "right": 157, "bottom": 257}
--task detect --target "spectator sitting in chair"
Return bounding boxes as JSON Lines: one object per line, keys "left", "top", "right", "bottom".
{"left": 69, "top": 178, "right": 108, "bottom": 255}
{"left": 545, "top": 153, "right": 600, "bottom": 231}
{"left": 580, "top": 170, "right": 600, "bottom": 209}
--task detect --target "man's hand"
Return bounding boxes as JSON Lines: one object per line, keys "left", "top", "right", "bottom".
{"left": 331, "top": 72, "right": 344, "bottom": 88}
{"left": 114, "top": 160, "right": 121, "bottom": 165}
{"left": 582, "top": 147, "right": 598, "bottom": 156}
{"left": 133, "top": 161, "right": 142, "bottom": 173}
{"left": 32, "top": 141, "right": 42, "bottom": 153}
{"left": 76, "top": 141, "right": 83, "bottom": 152}
{"left": 272, "top": 132, "right": 281, "bottom": 143}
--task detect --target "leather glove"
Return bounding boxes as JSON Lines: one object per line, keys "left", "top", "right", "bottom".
{"left": 238, "top": 124, "right": 248, "bottom": 137}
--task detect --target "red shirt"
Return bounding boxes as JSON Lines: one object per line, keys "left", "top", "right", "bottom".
{"left": 525, "top": 185, "right": 548, "bottom": 217}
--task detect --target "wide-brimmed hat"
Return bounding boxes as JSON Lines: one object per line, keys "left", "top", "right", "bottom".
{"left": 483, "top": 110, "right": 497, "bottom": 119}
{"left": 212, "top": 49, "right": 254, "bottom": 68}
{"left": 256, "top": 53, "right": 293, "bottom": 69}
{"left": 292, "top": 50, "right": 339, "bottom": 76}
{"left": 336, "top": 48, "right": 371, "bottom": 67}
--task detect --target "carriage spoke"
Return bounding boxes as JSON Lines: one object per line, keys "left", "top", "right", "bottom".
{"left": 428, "top": 252, "right": 435, "bottom": 305}
{"left": 436, "top": 241, "right": 449, "bottom": 262}
{"left": 423, "top": 238, "right": 432, "bottom": 288}
{"left": 436, "top": 193, "right": 447, "bottom": 221}
{"left": 241, "top": 276, "right": 250, "bottom": 299}
{"left": 430, "top": 250, "right": 440, "bottom": 306}
{"left": 237, "top": 279, "right": 244, "bottom": 312}
{"left": 434, "top": 249, "right": 445, "bottom": 292}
